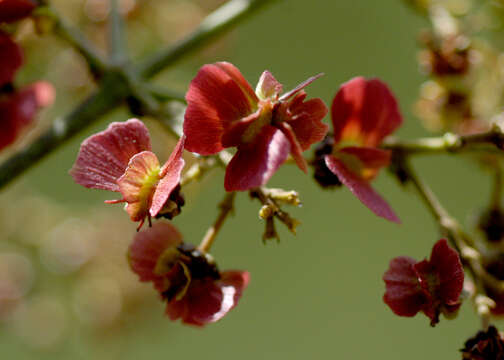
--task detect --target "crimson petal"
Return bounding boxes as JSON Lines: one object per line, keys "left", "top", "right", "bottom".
{"left": 0, "top": 0, "right": 36, "bottom": 23}
{"left": 0, "top": 30, "right": 23, "bottom": 86}
{"left": 324, "top": 155, "right": 400, "bottom": 223}
{"left": 70, "top": 119, "right": 152, "bottom": 192}
{"left": 224, "top": 126, "right": 290, "bottom": 191}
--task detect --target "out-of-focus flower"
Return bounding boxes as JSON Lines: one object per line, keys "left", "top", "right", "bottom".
{"left": 478, "top": 208, "right": 504, "bottom": 244}
{"left": 383, "top": 239, "right": 464, "bottom": 326}
{"left": 0, "top": 30, "right": 23, "bottom": 87}
{"left": 70, "top": 119, "right": 186, "bottom": 229}
{"left": 128, "top": 222, "right": 249, "bottom": 326}
{"left": 184, "top": 62, "right": 328, "bottom": 191}
{"left": 315, "top": 77, "right": 402, "bottom": 223}
{"left": 461, "top": 325, "right": 504, "bottom": 360}
{"left": 0, "top": 81, "right": 55, "bottom": 151}
{"left": 0, "top": 0, "right": 37, "bottom": 23}
{"left": 481, "top": 255, "right": 504, "bottom": 315}
{"left": 0, "top": 253, "right": 34, "bottom": 320}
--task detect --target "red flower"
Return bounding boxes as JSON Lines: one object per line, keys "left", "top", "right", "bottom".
{"left": 70, "top": 119, "right": 186, "bottom": 229}
{"left": 383, "top": 239, "right": 464, "bottom": 326}
{"left": 0, "top": 30, "right": 23, "bottom": 87}
{"left": 128, "top": 222, "right": 250, "bottom": 326}
{"left": 461, "top": 325, "right": 504, "bottom": 360}
{"left": 183, "top": 62, "right": 328, "bottom": 191}
{"left": 322, "top": 77, "right": 402, "bottom": 223}
{"left": 0, "top": 0, "right": 37, "bottom": 23}
{"left": 0, "top": 81, "right": 54, "bottom": 150}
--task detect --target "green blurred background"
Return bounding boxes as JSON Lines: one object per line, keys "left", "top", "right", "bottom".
{"left": 0, "top": 0, "right": 490, "bottom": 358}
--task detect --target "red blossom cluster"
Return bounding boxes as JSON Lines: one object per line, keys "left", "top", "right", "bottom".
{"left": 0, "top": 0, "right": 55, "bottom": 151}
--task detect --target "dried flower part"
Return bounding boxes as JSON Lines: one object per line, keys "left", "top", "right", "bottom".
{"left": 0, "top": 30, "right": 23, "bottom": 87}
{"left": 184, "top": 62, "right": 328, "bottom": 191}
{"left": 0, "top": 82, "right": 55, "bottom": 151}
{"left": 129, "top": 223, "right": 249, "bottom": 326}
{"left": 383, "top": 239, "right": 464, "bottom": 326}
{"left": 461, "top": 325, "right": 504, "bottom": 360}
{"left": 0, "top": 0, "right": 36, "bottom": 23}
{"left": 325, "top": 77, "right": 402, "bottom": 222}
{"left": 70, "top": 119, "right": 152, "bottom": 192}
{"left": 478, "top": 208, "right": 504, "bottom": 243}
{"left": 419, "top": 32, "right": 471, "bottom": 77}
{"left": 311, "top": 135, "right": 342, "bottom": 188}
{"left": 482, "top": 256, "right": 504, "bottom": 315}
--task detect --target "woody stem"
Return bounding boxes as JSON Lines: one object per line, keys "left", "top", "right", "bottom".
{"left": 198, "top": 192, "right": 236, "bottom": 253}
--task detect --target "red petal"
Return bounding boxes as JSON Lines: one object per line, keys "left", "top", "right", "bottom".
{"left": 339, "top": 146, "right": 391, "bottom": 181}
{"left": 224, "top": 126, "right": 290, "bottom": 191}
{"left": 256, "top": 71, "right": 283, "bottom": 100}
{"left": 128, "top": 222, "right": 183, "bottom": 282}
{"left": 284, "top": 93, "right": 329, "bottom": 150}
{"left": 0, "top": 82, "right": 53, "bottom": 150}
{"left": 150, "top": 136, "right": 185, "bottom": 217}
{"left": 427, "top": 239, "right": 464, "bottom": 305}
{"left": 324, "top": 155, "right": 400, "bottom": 223}
{"left": 166, "top": 271, "right": 249, "bottom": 326}
{"left": 184, "top": 62, "right": 258, "bottom": 155}
{"left": 331, "top": 77, "right": 402, "bottom": 147}
{"left": 0, "top": 30, "right": 23, "bottom": 86}
{"left": 383, "top": 256, "right": 425, "bottom": 317}
{"left": 221, "top": 110, "right": 261, "bottom": 148}
{"left": 70, "top": 119, "right": 152, "bottom": 192}
{"left": 0, "top": 0, "right": 36, "bottom": 23}
{"left": 277, "top": 122, "right": 307, "bottom": 173}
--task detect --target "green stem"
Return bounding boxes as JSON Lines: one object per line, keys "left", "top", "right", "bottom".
{"left": 138, "top": 0, "right": 279, "bottom": 79}
{"left": 108, "top": 0, "right": 128, "bottom": 65}
{"left": 198, "top": 192, "right": 236, "bottom": 253}
{"left": 382, "top": 127, "right": 504, "bottom": 155}
{"left": 36, "top": 6, "right": 107, "bottom": 78}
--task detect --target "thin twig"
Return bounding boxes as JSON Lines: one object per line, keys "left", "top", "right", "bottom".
{"left": 138, "top": 0, "right": 278, "bottom": 79}
{"left": 108, "top": 0, "right": 128, "bottom": 65}
{"left": 198, "top": 192, "right": 236, "bottom": 253}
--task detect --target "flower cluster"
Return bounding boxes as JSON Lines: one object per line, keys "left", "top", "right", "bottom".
{"left": 0, "top": 0, "right": 55, "bottom": 151}
{"left": 128, "top": 223, "right": 249, "bottom": 326}
{"left": 383, "top": 239, "right": 464, "bottom": 326}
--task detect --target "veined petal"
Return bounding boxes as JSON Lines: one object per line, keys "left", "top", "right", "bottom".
{"left": 339, "top": 146, "right": 391, "bottom": 181}
{"left": 184, "top": 62, "right": 258, "bottom": 155}
{"left": 128, "top": 222, "right": 183, "bottom": 282}
{"left": 331, "top": 77, "right": 402, "bottom": 147}
{"left": 221, "top": 110, "right": 261, "bottom": 148}
{"left": 383, "top": 256, "right": 425, "bottom": 317}
{"left": 150, "top": 137, "right": 186, "bottom": 217}
{"left": 0, "top": 0, "right": 36, "bottom": 23}
{"left": 324, "top": 155, "right": 400, "bottom": 223}
{"left": 224, "top": 126, "right": 290, "bottom": 191}
{"left": 70, "top": 119, "right": 152, "bottom": 192}
{"left": 0, "top": 30, "right": 23, "bottom": 86}
{"left": 117, "top": 151, "right": 160, "bottom": 222}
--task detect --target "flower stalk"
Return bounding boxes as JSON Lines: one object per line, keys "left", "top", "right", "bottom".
{"left": 198, "top": 192, "right": 236, "bottom": 253}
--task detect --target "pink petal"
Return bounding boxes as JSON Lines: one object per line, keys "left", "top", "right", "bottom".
{"left": 221, "top": 110, "right": 261, "bottom": 148}
{"left": 331, "top": 77, "right": 402, "bottom": 147}
{"left": 70, "top": 119, "right": 152, "bottom": 192}
{"left": 285, "top": 93, "right": 329, "bottom": 150}
{"left": 150, "top": 137, "right": 186, "bottom": 217}
{"left": 339, "top": 146, "right": 391, "bottom": 181}
{"left": 427, "top": 239, "right": 464, "bottom": 305}
{"left": 224, "top": 126, "right": 290, "bottom": 191}
{"left": 383, "top": 256, "right": 425, "bottom": 317}
{"left": 128, "top": 222, "right": 183, "bottom": 282}
{"left": 279, "top": 73, "right": 324, "bottom": 101}
{"left": 184, "top": 62, "right": 258, "bottom": 155}
{"left": 255, "top": 71, "right": 283, "bottom": 99}
{"left": 117, "top": 151, "right": 160, "bottom": 222}
{"left": 276, "top": 122, "right": 307, "bottom": 173}
{"left": 0, "top": 0, "right": 36, "bottom": 23}
{"left": 324, "top": 155, "right": 400, "bottom": 223}
{"left": 0, "top": 30, "right": 23, "bottom": 86}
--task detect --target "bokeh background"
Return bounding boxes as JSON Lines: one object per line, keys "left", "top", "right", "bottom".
{"left": 0, "top": 0, "right": 493, "bottom": 358}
